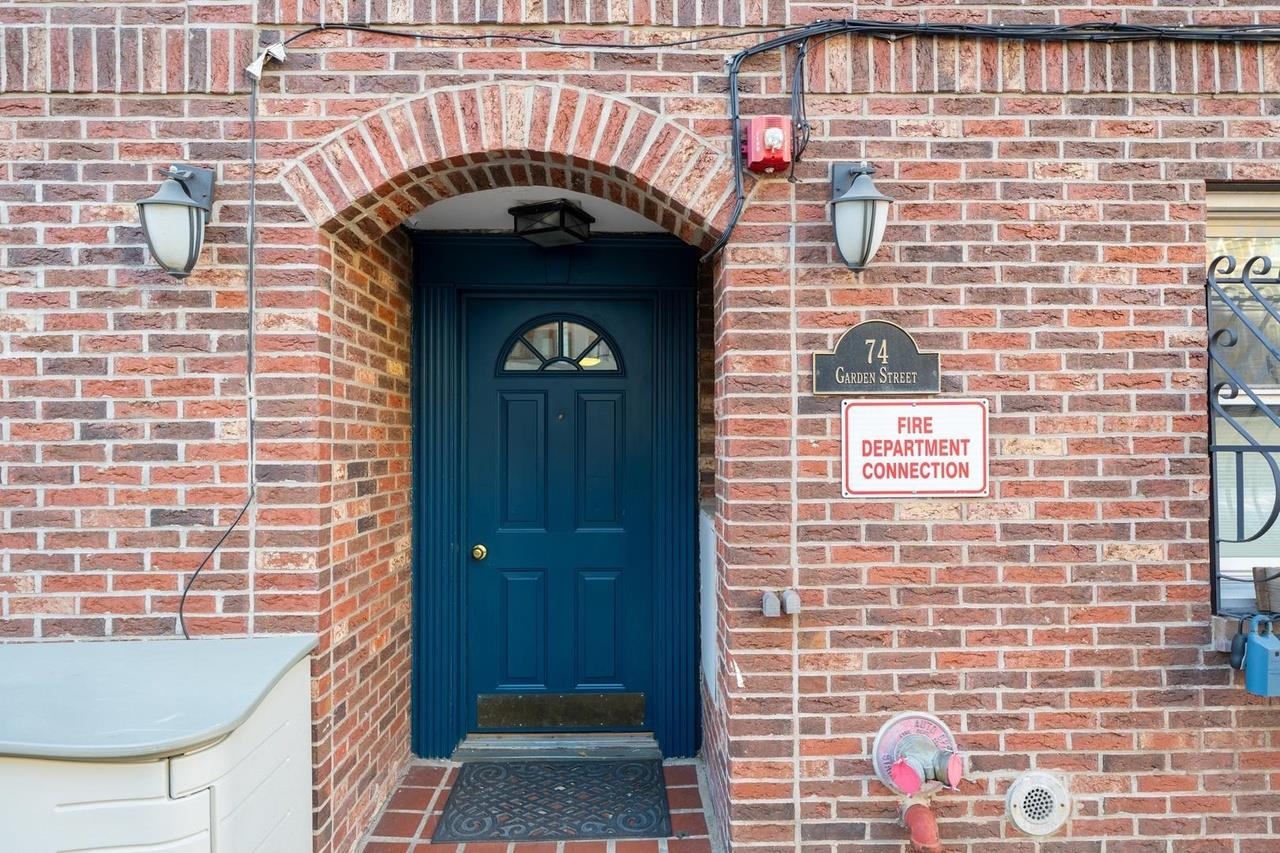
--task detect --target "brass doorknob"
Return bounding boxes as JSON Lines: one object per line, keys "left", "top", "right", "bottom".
{"left": 471, "top": 544, "right": 488, "bottom": 561}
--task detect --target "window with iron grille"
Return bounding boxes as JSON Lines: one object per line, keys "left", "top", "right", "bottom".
{"left": 1207, "top": 189, "right": 1280, "bottom": 615}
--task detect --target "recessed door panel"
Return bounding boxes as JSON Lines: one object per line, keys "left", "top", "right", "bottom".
{"left": 577, "top": 393, "right": 623, "bottom": 528}
{"left": 500, "top": 393, "right": 546, "bottom": 529}
{"left": 499, "top": 570, "right": 546, "bottom": 686}
{"left": 577, "top": 570, "right": 621, "bottom": 687}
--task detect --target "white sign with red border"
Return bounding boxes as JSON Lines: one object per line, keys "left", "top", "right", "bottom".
{"left": 841, "top": 399, "right": 989, "bottom": 498}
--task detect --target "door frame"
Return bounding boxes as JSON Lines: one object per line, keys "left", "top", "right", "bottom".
{"left": 410, "top": 234, "right": 700, "bottom": 758}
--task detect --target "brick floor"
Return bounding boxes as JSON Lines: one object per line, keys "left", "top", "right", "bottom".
{"left": 358, "top": 760, "right": 715, "bottom": 853}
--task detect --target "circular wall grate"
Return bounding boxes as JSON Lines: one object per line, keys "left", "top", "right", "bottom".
{"left": 1006, "top": 771, "right": 1070, "bottom": 837}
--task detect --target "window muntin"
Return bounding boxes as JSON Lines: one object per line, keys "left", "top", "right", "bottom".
{"left": 500, "top": 316, "right": 621, "bottom": 373}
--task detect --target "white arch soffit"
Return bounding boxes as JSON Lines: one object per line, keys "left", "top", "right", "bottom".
{"left": 406, "top": 187, "right": 667, "bottom": 234}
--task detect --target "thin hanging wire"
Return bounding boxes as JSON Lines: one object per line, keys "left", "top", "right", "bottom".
{"left": 177, "top": 74, "right": 260, "bottom": 639}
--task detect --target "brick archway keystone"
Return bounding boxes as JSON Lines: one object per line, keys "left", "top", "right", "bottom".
{"left": 279, "top": 82, "right": 734, "bottom": 248}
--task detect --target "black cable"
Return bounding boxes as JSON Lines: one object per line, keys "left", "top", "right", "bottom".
{"left": 264, "top": 18, "right": 1280, "bottom": 263}
{"left": 697, "top": 18, "right": 1280, "bottom": 262}
{"left": 280, "top": 19, "right": 1280, "bottom": 50}
{"left": 177, "top": 496, "right": 253, "bottom": 639}
{"left": 1219, "top": 609, "right": 1280, "bottom": 621}
{"left": 786, "top": 40, "right": 810, "bottom": 183}
{"left": 280, "top": 20, "right": 815, "bottom": 50}
{"left": 698, "top": 47, "right": 751, "bottom": 264}
{"left": 177, "top": 74, "right": 261, "bottom": 639}
{"left": 1221, "top": 571, "right": 1280, "bottom": 583}
{"left": 697, "top": 20, "right": 852, "bottom": 262}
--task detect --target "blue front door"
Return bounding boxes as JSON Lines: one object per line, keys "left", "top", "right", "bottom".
{"left": 464, "top": 296, "right": 655, "bottom": 732}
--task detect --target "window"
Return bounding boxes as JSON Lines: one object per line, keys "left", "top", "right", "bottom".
{"left": 500, "top": 316, "right": 621, "bottom": 373}
{"left": 1207, "top": 190, "right": 1280, "bottom": 614}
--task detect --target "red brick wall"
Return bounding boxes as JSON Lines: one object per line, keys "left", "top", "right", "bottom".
{"left": 318, "top": 229, "right": 414, "bottom": 849}
{"left": 5, "top": 3, "right": 1280, "bottom": 852}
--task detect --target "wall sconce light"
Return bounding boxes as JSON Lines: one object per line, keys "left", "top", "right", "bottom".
{"left": 136, "top": 165, "right": 215, "bottom": 278}
{"left": 831, "top": 161, "right": 893, "bottom": 270}
{"left": 509, "top": 199, "right": 595, "bottom": 247}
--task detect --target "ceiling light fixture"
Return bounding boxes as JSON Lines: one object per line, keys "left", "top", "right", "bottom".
{"left": 509, "top": 199, "right": 595, "bottom": 247}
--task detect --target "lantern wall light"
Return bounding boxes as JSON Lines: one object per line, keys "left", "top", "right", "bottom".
{"left": 830, "top": 161, "right": 893, "bottom": 270}
{"left": 136, "top": 165, "right": 216, "bottom": 278}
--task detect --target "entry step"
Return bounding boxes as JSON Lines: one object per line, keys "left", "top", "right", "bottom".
{"left": 451, "top": 733, "right": 661, "bottom": 761}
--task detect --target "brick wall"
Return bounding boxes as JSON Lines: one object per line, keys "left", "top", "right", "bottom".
{"left": 318, "top": 229, "right": 414, "bottom": 849}
{"left": 5, "top": 2, "right": 1280, "bottom": 852}
{"left": 721, "top": 32, "right": 1275, "bottom": 853}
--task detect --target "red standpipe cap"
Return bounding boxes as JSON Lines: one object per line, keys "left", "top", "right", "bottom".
{"left": 889, "top": 758, "right": 923, "bottom": 795}
{"left": 945, "top": 753, "right": 964, "bottom": 789}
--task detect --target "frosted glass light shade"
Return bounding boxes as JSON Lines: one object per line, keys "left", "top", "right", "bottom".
{"left": 831, "top": 165, "right": 893, "bottom": 270}
{"left": 136, "top": 171, "right": 211, "bottom": 278}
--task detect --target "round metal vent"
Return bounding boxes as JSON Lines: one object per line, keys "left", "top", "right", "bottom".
{"left": 1006, "top": 771, "right": 1070, "bottom": 836}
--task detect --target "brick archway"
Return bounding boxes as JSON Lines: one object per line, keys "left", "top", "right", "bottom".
{"left": 279, "top": 81, "right": 734, "bottom": 247}
{"left": 273, "top": 80, "right": 733, "bottom": 853}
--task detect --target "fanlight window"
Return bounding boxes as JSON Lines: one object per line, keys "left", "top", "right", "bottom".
{"left": 501, "top": 317, "right": 621, "bottom": 373}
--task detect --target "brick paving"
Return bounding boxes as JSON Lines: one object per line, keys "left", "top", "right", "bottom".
{"left": 359, "top": 760, "right": 714, "bottom": 853}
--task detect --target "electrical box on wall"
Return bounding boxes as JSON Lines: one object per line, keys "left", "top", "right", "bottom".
{"left": 743, "top": 115, "right": 792, "bottom": 174}
{"left": 1244, "top": 616, "right": 1280, "bottom": 697}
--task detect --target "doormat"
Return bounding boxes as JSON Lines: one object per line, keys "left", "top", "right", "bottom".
{"left": 431, "top": 759, "right": 672, "bottom": 842}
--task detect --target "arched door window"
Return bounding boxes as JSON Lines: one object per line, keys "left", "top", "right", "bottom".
{"left": 500, "top": 316, "right": 622, "bottom": 373}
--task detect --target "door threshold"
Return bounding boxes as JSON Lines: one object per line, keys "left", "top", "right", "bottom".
{"left": 451, "top": 733, "right": 661, "bottom": 761}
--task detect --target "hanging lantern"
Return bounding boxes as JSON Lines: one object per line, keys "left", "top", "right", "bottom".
{"left": 136, "top": 165, "right": 215, "bottom": 278}
{"left": 830, "top": 161, "right": 893, "bottom": 270}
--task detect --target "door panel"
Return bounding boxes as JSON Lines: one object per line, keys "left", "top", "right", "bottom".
{"left": 499, "top": 393, "right": 546, "bottom": 528}
{"left": 499, "top": 570, "right": 546, "bottom": 686}
{"left": 576, "top": 570, "right": 621, "bottom": 687}
{"left": 577, "top": 393, "right": 622, "bottom": 527}
{"left": 465, "top": 297, "right": 654, "bottom": 732}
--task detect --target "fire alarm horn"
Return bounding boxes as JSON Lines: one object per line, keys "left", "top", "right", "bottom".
{"left": 744, "top": 115, "right": 792, "bottom": 174}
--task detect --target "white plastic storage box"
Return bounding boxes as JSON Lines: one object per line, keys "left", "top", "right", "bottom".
{"left": 0, "top": 636, "right": 316, "bottom": 853}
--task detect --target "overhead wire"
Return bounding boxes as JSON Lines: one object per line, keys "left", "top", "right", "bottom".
{"left": 278, "top": 20, "right": 816, "bottom": 49}
{"left": 259, "top": 19, "right": 1280, "bottom": 262}
{"left": 277, "top": 19, "right": 1280, "bottom": 49}
{"left": 692, "top": 18, "right": 1280, "bottom": 262}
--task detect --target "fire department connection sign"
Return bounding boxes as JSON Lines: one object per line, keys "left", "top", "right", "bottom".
{"left": 841, "top": 399, "right": 989, "bottom": 498}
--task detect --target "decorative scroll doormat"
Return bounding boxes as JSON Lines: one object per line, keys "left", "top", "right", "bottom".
{"left": 431, "top": 759, "right": 672, "bottom": 842}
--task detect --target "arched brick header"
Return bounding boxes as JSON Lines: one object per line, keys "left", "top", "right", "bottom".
{"left": 279, "top": 82, "right": 735, "bottom": 249}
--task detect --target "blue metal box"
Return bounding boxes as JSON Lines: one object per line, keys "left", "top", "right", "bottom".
{"left": 1244, "top": 616, "right": 1280, "bottom": 698}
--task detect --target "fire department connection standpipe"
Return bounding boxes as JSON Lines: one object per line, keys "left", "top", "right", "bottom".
{"left": 901, "top": 803, "right": 942, "bottom": 852}
{"left": 873, "top": 713, "right": 965, "bottom": 853}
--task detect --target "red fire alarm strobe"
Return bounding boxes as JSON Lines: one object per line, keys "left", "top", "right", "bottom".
{"left": 743, "top": 115, "right": 792, "bottom": 174}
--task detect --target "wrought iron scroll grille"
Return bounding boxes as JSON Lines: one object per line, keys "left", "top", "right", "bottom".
{"left": 1207, "top": 255, "right": 1280, "bottom": 614}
